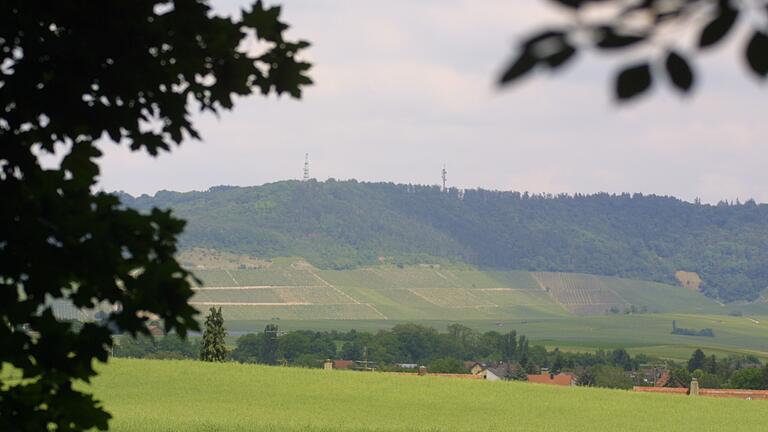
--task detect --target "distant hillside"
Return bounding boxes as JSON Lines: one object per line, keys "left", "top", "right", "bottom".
{"left": 119, "top": 180, "right": 768, "bottom": 302}
{"left": 181, "top": 259, "right": 724, "bottom": 320}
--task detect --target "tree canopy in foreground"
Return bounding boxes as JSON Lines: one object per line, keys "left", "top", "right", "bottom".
{"left": 499, "top": 0, "right": 768, "bottom": 100}
{"left": 0, "top": 0, "right": 310, "bottom": 429}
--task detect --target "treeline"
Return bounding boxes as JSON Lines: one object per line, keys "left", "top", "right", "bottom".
{"left": 671, "top": 320, "right": 714, "bottom": 337}
{"left": 113, "top": 320, "right": 768, "bottom": 391}
{"left": 120, "top": 180, "right": 768, "bottom": 301}
{"left": 113, "top": 323, "right": 650, "bottom": 374}
{"left": 227, "top": 323, "right": 650, "bottom": 378}
{"left": 666, "top": 349, "right": 768, "bottom": 390}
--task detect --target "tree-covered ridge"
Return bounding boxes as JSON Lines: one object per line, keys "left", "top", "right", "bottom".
{"left": 120, "top": 180, "right": 768, "bottom": 302}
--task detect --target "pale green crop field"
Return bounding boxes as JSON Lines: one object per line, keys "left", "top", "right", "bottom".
{"left": 90, "top": 359, "right": 768, "bottom": 432}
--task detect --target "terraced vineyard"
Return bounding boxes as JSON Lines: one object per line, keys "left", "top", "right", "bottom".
{"left": 187, "top": 259, "right": 725, "bottom": 322}
{"left": 532, "top": 272, "right": 633, "bottom": 315}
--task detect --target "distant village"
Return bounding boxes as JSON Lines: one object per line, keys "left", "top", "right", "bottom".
{"left": 114, "top": 317, "right": 768, "bottom": 399}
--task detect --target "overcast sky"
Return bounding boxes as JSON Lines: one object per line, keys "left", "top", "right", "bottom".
{"left": 98, "top": 0, "right": 768, "bottom": 203}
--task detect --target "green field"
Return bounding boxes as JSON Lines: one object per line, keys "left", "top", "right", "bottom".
{"left": 90, "top": 358, "right": 768, "bottom": 431}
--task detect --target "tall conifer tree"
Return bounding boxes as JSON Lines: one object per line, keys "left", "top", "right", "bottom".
{"left": 260, "top": 324, "right": 280, "bottom": 365}
{"left": 200, "top": 307, "right": 227, "bottom": 362}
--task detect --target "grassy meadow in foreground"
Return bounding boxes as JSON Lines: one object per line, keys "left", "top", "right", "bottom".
{"left": 91, "top": 359, "right": 768, "bottom": 432}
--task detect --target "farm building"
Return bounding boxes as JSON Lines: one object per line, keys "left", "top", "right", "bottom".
{"left": 396, "top": 363, "right": 419, "bottom": 369}
{"left": 483, "top": 363, "right": 513, "bottom": 381}
{"left": 464, "top": 361, "right": 487, "bottom": 375}
{"left": 333, "top": 360, "right": 355, "bottom": 370}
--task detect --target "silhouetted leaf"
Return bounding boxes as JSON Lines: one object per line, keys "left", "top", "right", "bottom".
{"left": 0, "top": 0, "right": 312, "bottom": 429}
{"left": 499, "top": 51, "right": 537, "bottom": 85}
{"left": 544, "top": 44, "right": 577, "bottom": 68}
{"left": 699, "top": 6, "right": 738, "bottom": 48}
{"left": 616, "top": 63, "right": 652, "bottom": 101}
{"left": 500, "top": 31, "right": 577, "bottom": 85}
{"left": 665, "top": 51, "right": 694, "bottom": 93}
{"left": 746, "top": 31, "right": 768, "bottom": 78}
{"left": 550, "top": 0, "right": 585, "bottom": 8}
{"left": 597, "top": 26, "right": 645, "bottom": 49}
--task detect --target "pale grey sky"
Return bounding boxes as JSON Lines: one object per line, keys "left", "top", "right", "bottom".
{"left": 98, "top": 1, "right": 768, "bottom": 203}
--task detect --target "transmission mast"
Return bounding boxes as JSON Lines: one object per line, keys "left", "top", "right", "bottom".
{"left": 441, "top": 164, "right": 447, "bottom": 191}
{"left": 303, "top": 153, "right": 310, "bottom": 181}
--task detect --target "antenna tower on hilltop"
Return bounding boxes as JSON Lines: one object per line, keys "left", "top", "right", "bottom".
{"left": 441, "top": 165, "right": 447, "bottom": 191}
{"left": 303, "top": 153, "right": 310, "bottom": 181}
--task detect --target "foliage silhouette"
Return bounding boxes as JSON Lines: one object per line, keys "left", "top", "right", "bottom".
{"left": 499, "top": 0, "right": 768, "bottom": 101}
{"left": 0, "top": 0, "right": 310, "bottom": 429}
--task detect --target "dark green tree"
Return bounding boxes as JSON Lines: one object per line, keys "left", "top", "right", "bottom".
{"left": 260, "top": 324, "right": 280, "bottom": 365}
{"left": 576, "top": 368, "right": 596, "bottom": 387}
{"left": 278, "top": 331, "right": 311, "bottom": 362}
{"left": 517, "top": 335, "right": 530, "bottom": 370}
{"left": 610, "top": 348, "right": 634, "bottom": 371}
{"left": 507, "top": 364, "right": 529, "bottom": 381}
{"left": 499, "top": 0, "right": 768, "bottom": 101}
{"left": 592, "top": 365, "right": 634, "bottom": 390}
{"left": 500, "top": 331, "right": 517, "bottom": 363}
{"left": 552, "top": 353, "right": 564, "bottom": 374}
{"left": 200, "top": 307, "right": 227, "bottom": 362}
{"left": 665, "top": 368, "right": 692, "bottom": 388}
{"left": 702, "top": 354, "right": 718, "bottom": 374}
{"left": 691, "top": 369, "right": 721, "bottom": 389}
{"left": 231, "top": 333, "right": 265, "bottom": 363}
{"left": 0, "top": 1, "right": 310, "bottom": 429}
{"left": 731, "top": 367, "right": 766, "bottom": 390}
{"left": 428, "top": 357, "right": 466, "bottom": 374}
{"left": 687, "top": 349, "right": 706, "bottom": 372}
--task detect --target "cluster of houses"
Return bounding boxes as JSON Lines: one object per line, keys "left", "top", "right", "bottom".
{"left": 322, "top": 359, "right": 768, "bottom": 400}
{"left": 465, "top": 361, "right": 576, "bottom": 385}
{"left": 324, "top": 359, "right": 577, "bottom": 386}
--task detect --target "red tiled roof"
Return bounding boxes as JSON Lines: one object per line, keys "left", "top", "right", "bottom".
{"left": 655, "top": 372, "right": 671, "bottom": 387}
{"left": 527, "top": 373, "right": 574, "bottom": 386}
{"left": 333, "top": 360, "right": 354, "bottom": 369}
{"left": 634, "top": 387, "right": 768, "bottom": 400}
{"left": 384, "top": 372, "right": 482, "bottom": 379}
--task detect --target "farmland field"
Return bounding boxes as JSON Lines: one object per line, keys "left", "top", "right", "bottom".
{"left": 176, "top": 258, "right": 768, "bottom": 359}
{"left": 89, "top": 358, "right": 768, "bottom": 431}
{"left": 188, "top": 259, "right": 731, "bottom": 322}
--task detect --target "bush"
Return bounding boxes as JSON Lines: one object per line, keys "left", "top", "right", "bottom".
{"left": 731, "top": 368, "right": 766, "bottom": 390}
{"left": 592, "top": 366, "right": 633, "bottom": 390}
{"left": 428, "top": 357, "right": 466, "bottom": 374}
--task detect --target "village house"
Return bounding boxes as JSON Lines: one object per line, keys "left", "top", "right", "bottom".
{"left": 482, "top": 363, "right": 513, "bottom": 381}
{"left": 464, "top": 361, "right": 487, "bottom": 375}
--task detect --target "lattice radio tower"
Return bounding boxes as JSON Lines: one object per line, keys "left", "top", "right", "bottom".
{"left": 441, "top": 164, "right": 447, "bottom": 191}
{"left": 303, "top": 153, "right": 310, "bottom": 181}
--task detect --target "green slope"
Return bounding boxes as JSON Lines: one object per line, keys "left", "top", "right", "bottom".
{"left": 91, "top": 359, "right": 768, "bottom": 432}
{"left": 121, "top": 180, "right": 768, "bottom": 302}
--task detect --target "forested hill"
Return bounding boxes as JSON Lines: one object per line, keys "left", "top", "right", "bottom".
{"left": 119, "top": 180, "right": 768, "bottom": 302}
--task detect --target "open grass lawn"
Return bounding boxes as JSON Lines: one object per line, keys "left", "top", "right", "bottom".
{"left": 92, "top": 359, "right": 767, "bottom": 431}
